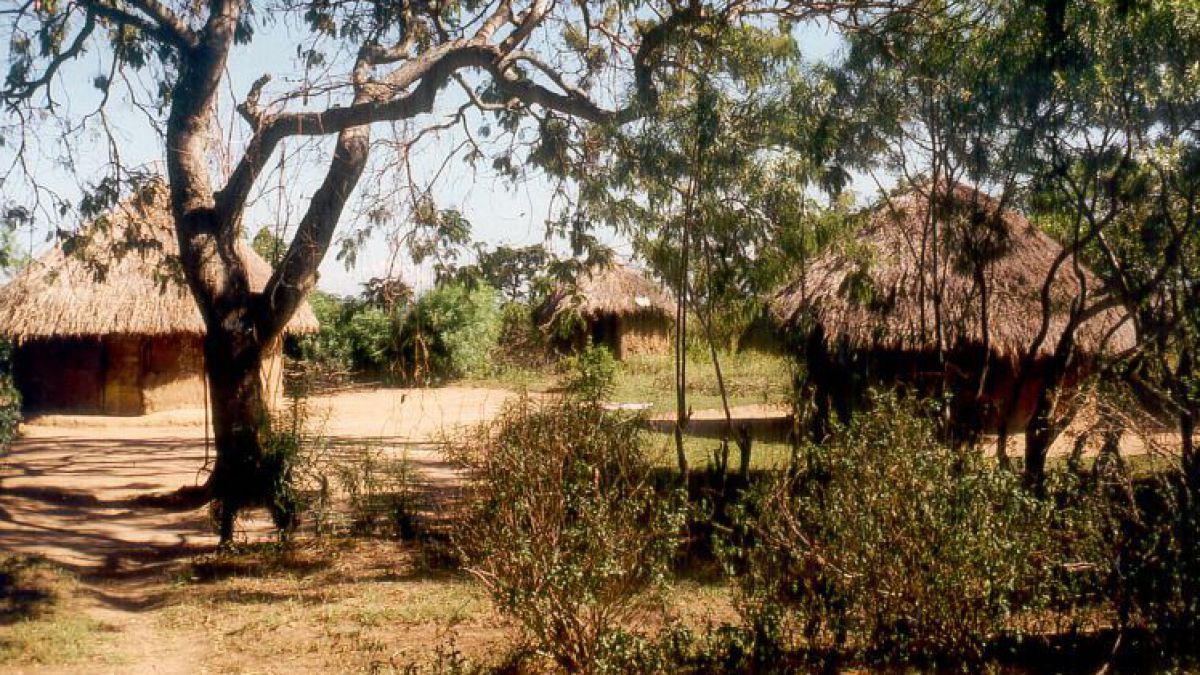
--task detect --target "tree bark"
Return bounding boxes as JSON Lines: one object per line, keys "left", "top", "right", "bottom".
{"left": 203, "top": 323, "right": 290, "bottom": 542}
{"left": 1022, "top": 333, "right": 1075, "bottom": 491}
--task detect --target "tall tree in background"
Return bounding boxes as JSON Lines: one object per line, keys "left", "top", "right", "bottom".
{"left": 1, "top": 0, "right": 922, "bottom": 539}
{"left": 548, "top": 23, "right": 855, "bottom": 474}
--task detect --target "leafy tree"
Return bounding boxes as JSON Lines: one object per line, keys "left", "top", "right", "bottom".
{"left": 1, "top": 0, "right": 919, "bottom": 538}
{"left": 399, "top": 280, "right": 501, "bottom": 382}
{"left": 831, "top": 0, "right": 1199, "bottom": 490}
{"left": 469, "top": 243, "right": 547, "bottom": 303}
{"left": 251, "top": 226, "right": 285, "bottom": 269}
{"left": 549, "top": 24, "right": 856, "bottom": 473}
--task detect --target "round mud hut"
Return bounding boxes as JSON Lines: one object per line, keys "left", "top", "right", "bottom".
{"left": 541, "top": 263, "right": 674, "bottom": 360}
{"left": 0, "top": 187, "right": 318, "bottom": 416}
{"left": 771, "top": 183, "right": 1135, "bottom": 435}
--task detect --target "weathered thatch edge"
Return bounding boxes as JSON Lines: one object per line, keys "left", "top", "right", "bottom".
{"left": 540, "top": 262, "right": 675, "bottom": 326}
{"left": 0, "top": 184, "right": 318, "bottom": 340}
{"left": 770, "top": 183, "right": 1136, "bottom": 361}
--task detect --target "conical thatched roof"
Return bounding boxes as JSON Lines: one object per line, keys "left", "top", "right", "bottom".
{"left": 771, "top": 183, "right": 1135, "bottom": 360}
{"left": 542, "top": 263, "right": 674, "bottom": 322}
{"left": 0, "top": 185, "right": 318, "bottom": 340}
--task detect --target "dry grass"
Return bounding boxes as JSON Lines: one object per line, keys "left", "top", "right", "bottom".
{"left": 0, "top": 540, "right": 743, "bottom": 673}
{"left": 157, "top": 539, "right": 511, "bottom": 673}
{"left": 540, "top": 263, "right": 673, "bottom": 323}
{"left": 0, "top": 557, "right": 113, "bottom": 666}
{"left": 772, "top": 182, "right": 1135, "bottom": 360}
{"left": 0, "top": 180, "right": 317, "bottom": 340}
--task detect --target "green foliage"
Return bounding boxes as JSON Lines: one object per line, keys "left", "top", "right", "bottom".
{"left": 490, "top": 300, "right": 552, "bottom": 372}
{"left": 449, "top": 396, "right": 686, "bottom": 673}
{"left": 251, "top": 226, "right": 285, "bottom": 269}
{"left": 726, "top": 393, "right": 1107, "bottom": 666}
{"left": 0, "top": 339, "right": 20, "bottom": 448}
{"left": 294, "top": 290, "right": 399, "bottom": 378}
{"left": 295, "top": 281, "right": 501, "bottom": 384}
{"left": 562, "top": 342, "right": 617, "bottom": 401}
{"left": 1106, "top": 471, "right": 1200, "bottom": 643}
{"left": 462, "top": 243, "right": 548, "bottom": 303}
{"left": 400, "top": 281, "right": 500, "bottom": 382}
{"left": 343, "top": 305, "right": 396, "bottom": 372}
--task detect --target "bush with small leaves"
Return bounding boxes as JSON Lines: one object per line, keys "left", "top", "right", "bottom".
{"left": 726, "top": 393, "right": 1107, "bottom": 667}
{"left": 0, "top": 338, "right": 20, "bottom": 448}
{"left": 562, "top": 342, "right": 618, "bottom": 401}
{"left": 449, "top": 395, "right": 686, "bottom": 673}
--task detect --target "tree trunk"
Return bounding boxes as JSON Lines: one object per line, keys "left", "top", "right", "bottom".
{"left": 203, "top": 323, "right": 291, "bottom": 543}
{"left": 1022, "top": 384, "right": 1056, "bottom": 492}
{"left": 1023, "top": 335, "right": 1075, "bottom": 491}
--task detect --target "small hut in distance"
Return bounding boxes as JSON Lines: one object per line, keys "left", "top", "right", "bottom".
{"left": 771, "top": 183, "right": 1135, "bottom": 435}
{"left": 541, "top": 263, "right": 674, "bottom": 360}
{"left": 0, "top": 185, "right": 319, "bottom": 416}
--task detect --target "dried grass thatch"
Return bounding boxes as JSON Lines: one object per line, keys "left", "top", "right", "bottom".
{"left": 0, "top": 185, "right": 318, "bottom": 340}
{"left": 771, "top": 183, "right": 1135, "bottom": 360}
{"left": 542, "top": 262, "right": 674, "bottom": 322}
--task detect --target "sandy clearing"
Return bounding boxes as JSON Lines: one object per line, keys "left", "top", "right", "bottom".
{"left": 0, "top": 387, "right": 522, "bottom": 573}
{"left": 0, "top": 387, "right": 525, "bottom": 675}
{"left": 2, "top": 385, "right": 1186, "bottom": 573}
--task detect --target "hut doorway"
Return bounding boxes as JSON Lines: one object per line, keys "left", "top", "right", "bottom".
{"left": 14, "top": 338, "right": 105, "bottom": 414}
{"left": 590, "top": 315, "right": 621, "bottom": 357}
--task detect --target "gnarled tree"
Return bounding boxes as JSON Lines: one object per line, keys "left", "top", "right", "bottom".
{"left": 2, "top": 0, "right": 919, "bottom": 541}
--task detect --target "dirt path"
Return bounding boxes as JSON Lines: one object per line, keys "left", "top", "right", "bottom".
{"left": 0, "top": 386, "right": 520, "bottom": 673}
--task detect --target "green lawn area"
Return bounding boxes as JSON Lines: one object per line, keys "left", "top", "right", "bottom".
{"left": 474, "top": 349, "right": 795, "bottom": 414}
{"left": 612, "top": 351, "right": 794, "bottom": 411}
{"left": 644, "top": 431, "right": 796, "bottom": 472}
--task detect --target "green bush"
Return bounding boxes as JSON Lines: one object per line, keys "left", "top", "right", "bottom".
{"left": 293, "top": 290, "right": 388, "bottom": 377}
{"left": 492, "top": 300, "right": 552, "bottom": 370}
{"left": 0, "top": 338, "right": 21, "bottom": 447}
{"left": 727, "top": 393, "right": 1106, "bottom": 666}
{"left": 1106, "top": 471, "right": 1200, "bottom": 644}
{"left": 449, "top": 396, "right": 686, "bottom": 673}
{"left": 400, "top": 281, "right": 500, "bottom": 382}
{"left": 562, "top": 342, "right": 617, "bottom": 401}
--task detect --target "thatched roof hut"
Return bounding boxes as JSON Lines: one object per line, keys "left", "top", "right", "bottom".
{"left": 0, "top": 185, "right": 318, "bottom": 415}
{"left": 771, "top": 183, "right": 1135, "bottom": 432}
{"left": 541, "top": 263, "right": 674, "bottom": 359}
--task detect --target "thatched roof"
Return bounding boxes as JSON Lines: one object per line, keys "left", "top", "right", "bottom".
{"left": 771, "top": 183, "right": 1135, "bottom": 359}
{"left": 542, "top": 263, "right": 674, "bottom": 323}
{"left": 0, "top": 186, "right": 319, "bottom": 340}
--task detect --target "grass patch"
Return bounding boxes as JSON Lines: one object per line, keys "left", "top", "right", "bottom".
{"left": 613, "top": 351, "right": 793, "bottom": 412}
{"left": 646, "top": 432, "right": 795, "bottom": 471}
{"left": 471, "top": 349, "right": 794, "bottom": 413}
{"left": 0, "top": 557, "right": 108, "bottom": 666}
{"left": 159, "top": 539, "right": 511, "bottom": 673}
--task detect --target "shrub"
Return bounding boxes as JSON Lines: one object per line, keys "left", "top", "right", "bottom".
{"left": 401, "top": 281, "right": 500, "bottom": 382}
{"left": 0, "top": 338, "right": 20, "bottom": 448}
{"left": 1106, "top": 470, "right": 1200, "bottom": 645}
{"left": 343, "top": 305, "right": 397, "bottom": 372}
{"left": 562, "top": 342, "right": 618, "bottom": 401}
{"left": 449, "top": 396, "right": 686, "bottom": 673}
{"left": 727, "top": 393, "right": 1105, "bottom": 666}
{"left": 492, "top": 300, "right": 552, "bottom": 371}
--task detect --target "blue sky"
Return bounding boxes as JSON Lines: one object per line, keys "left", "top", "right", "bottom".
{"left": 2, "top": 14, "right": 855, "bottom": 296}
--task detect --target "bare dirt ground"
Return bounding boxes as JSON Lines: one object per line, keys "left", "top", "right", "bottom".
{"left": 0, "top": 386, "right": 522, "bottom": 673}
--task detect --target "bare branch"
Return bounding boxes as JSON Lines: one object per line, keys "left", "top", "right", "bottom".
{"left": 1, "top": 8, "right": 95, "bottom": 107}
{"left": 121, "top": 0, "right": 199, "bottom": 49}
